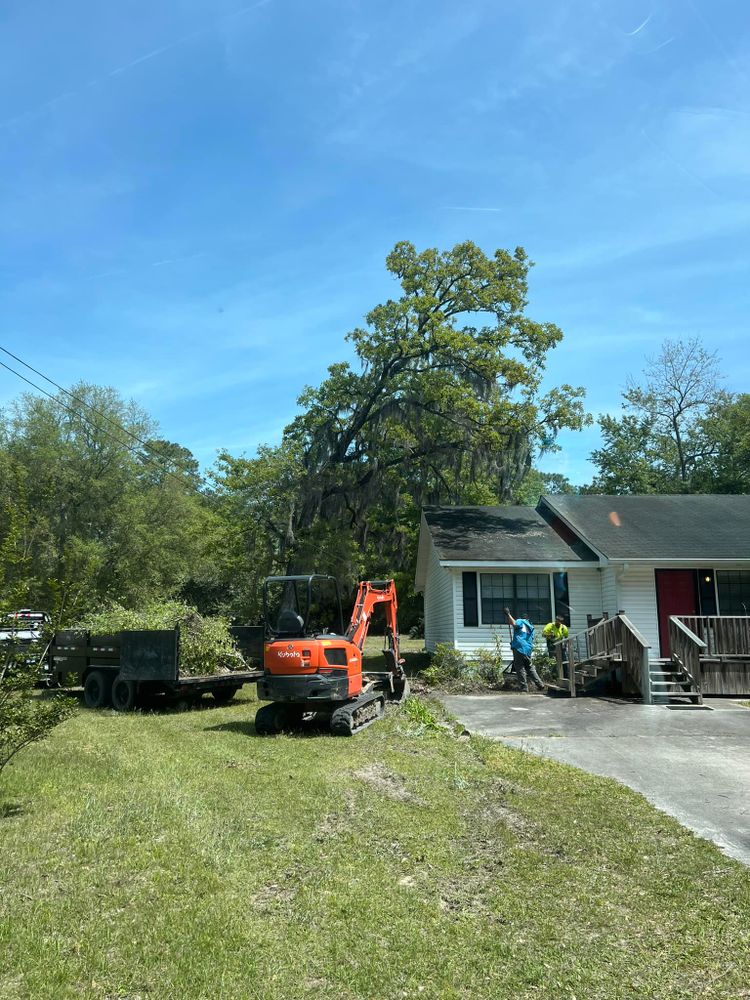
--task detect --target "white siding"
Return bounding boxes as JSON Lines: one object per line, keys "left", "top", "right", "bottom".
{"left": 567, "top": 568, "right": 604, "bottom": 634}
{"left": 617, "top": 565, "right": 659, "bottom": 656}
{"left": 453, "top": 568, "right": 514, "bottom": 658}
{"left": 601, "top": 566, "right": 619, "bottom": 617}
{"left": 423, "top": 539, "right": 455, "bottom": 652}
{"left": 452, "top": 567, "right": 603, "bottom": 657}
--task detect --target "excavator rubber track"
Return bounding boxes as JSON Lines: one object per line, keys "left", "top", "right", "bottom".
{"left": 330, "top": 692, "right": 385, "bottom": 736}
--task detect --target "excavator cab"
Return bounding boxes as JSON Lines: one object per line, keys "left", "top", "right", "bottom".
{"left": 255, "top": 575, "right": 408, "bottom": 736}
{"left": 263, "top": 575, "right": 344, "bottom": 639}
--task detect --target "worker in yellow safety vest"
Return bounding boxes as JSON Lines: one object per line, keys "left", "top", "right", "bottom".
{"left": 543, "top": 615, "right": 569, "bottom": 656}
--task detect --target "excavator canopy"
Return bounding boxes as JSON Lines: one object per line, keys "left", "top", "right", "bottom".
{"left": 263, "top": 575, "right": 344, "bottom": 639}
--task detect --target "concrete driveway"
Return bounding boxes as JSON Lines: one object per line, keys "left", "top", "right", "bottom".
{"left": 439, "top": 693, "right": 750, "bottom": 866}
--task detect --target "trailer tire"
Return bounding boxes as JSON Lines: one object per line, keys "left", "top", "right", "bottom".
{"left": 212, "top": 687, "right": 239, "bottom": 704}
{"left": 83, "top": 670, "right": 113, "bottom": 709}
{"left": 111, "top": 674, "right": 137, "bottom": 712}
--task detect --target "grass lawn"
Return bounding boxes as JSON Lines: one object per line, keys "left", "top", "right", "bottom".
{"left": 1, "top": 690, "right": 749, "bottom": 1000}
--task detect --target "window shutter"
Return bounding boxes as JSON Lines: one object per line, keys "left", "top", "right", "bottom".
{"left": 462, "top": 572, "right": 478, "bottom": 627}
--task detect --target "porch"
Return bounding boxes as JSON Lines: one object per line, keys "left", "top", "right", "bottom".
{"left": 553, "top": 614, "right": 750, "bottom": 703}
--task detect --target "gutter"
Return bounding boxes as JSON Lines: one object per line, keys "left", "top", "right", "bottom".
{"left": 440, "top": 559, "right": 601, "bottom": 569}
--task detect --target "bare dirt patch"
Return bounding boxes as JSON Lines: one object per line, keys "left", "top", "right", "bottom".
{"left": 351, "top": 763, "right": 424, "bottom": 804}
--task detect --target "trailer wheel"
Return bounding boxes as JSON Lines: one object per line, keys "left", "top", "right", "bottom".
{"left": 83, "top": 670, "right": 113, "bottom": 709}
{"left": 212, "top": 687, "right": 239, "bottom": 704}
{"left": 111, "top": 674, "right": 137, "bottom": 712}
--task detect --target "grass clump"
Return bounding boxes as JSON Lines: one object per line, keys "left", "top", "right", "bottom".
{"left": 74, "top": 599, "right": 242, "bottom": 676}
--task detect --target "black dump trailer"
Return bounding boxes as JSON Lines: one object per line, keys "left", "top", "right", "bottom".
{"left": 47, "top": 626, "right": 264, "bottom": 711}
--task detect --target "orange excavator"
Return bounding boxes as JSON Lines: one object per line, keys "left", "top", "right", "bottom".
{"left": 255, "top": 575, "right": 408, "bottom": 736}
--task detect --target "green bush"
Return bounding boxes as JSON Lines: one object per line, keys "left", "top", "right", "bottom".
{"left": 73, "top": 600, "right": 243, "bottom": 677}
{"left": 471, "top": 647, "right": 508, "bottom": 688}
{"left": 421, "top": 642, "right": 509, "bottom": 692}
{"left": 532, "top": 650, "right": 558, "bottom": 682}
{"left": 1, "top": 657, "right": 75, "bottom": 783}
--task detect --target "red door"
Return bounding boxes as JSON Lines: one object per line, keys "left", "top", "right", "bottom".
{"left": 655, "top": 570, "right": 698, "bottom": 656}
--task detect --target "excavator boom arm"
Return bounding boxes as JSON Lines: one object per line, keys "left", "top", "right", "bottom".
{"left": 346, "top": 580, "right": 401, "bottom": 666}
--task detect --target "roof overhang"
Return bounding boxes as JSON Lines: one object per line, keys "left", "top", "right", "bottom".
{"left": 606, "top": 558, "right": 750, "bottom": 565}
{"left": 440, "top": 560, "right": 600, "bottom": 569}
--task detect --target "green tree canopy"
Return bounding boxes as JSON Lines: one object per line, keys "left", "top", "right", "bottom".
{"left": 0, "top": 383, "right": 216, "bottom": 622}
{"left": 214, "top": 240, "right": 590, "bottom": 619}
{"left": 588, "top": 338, "right": 732, "bottom": 494}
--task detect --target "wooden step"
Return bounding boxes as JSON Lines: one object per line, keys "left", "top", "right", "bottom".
{"left": 653, "top": 691, "right": 703, "bottom": 704}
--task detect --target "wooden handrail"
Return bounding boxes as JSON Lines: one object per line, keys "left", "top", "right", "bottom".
{"left": 676, "top": 616, "right": 750, "bottom": 657}
{"left": 550, "top": 613, "right": 651, "bottom": 700}
{"left": 668, "top": 616, "right": 705, "bottom": 695}
{"left": 669, "top": 616, "right": 706, "bottom": 649}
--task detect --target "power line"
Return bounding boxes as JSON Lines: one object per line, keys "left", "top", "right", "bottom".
{"left": 0, "top": 355, "right": 203, "bottom": 493}
{"left": 0, "top": 343, "right": 204, "bottom": 485}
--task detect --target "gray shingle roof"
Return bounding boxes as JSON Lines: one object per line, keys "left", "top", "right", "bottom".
{"left": 423, "top": 506, "right": 597, "bottom": 562}
{"left": 543, "top": 494, "right": 750, "bottom": 560}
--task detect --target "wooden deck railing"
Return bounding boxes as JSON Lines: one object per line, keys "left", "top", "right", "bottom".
{"left": 553, "top": 613, "right": 651, "bottom": 700}
{"left": 677, "top": 616, "right": 750, "bottom": 657}
{"left": 668, "top": 617, "right": 705, "bottom": 693}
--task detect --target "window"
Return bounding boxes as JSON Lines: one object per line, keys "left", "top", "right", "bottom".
{"left": 552, "top": 572, "right": 571, "bottom": 626}
{"left": 717, "top": 570, "right": 750, "bottom": 615}
{"left": 480, "top": 573, "right": 552, "bottom": 624}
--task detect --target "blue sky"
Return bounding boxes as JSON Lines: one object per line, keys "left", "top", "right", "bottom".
{"left": 1, "top": 0, "right": 748, "bottom": 484}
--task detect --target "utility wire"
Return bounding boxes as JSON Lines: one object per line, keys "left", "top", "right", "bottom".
{"left": 0, "top": 343, "right": 205, "bottom": 486}
{"left": 0, "top": 355, "right": 203, "bottom": 493}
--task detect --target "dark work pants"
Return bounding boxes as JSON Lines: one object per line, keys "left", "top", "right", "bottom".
{"left": 513, "top": 649, "right": 543, "bottom": 691}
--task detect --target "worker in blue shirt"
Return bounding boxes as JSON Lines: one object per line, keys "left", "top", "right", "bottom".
{"left": 505, "top": 607, "right": 545, "bottom": 692}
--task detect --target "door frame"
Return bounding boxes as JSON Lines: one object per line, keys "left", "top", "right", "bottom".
{"left": 654, "top": 568, "right": 699, "bottom": 657}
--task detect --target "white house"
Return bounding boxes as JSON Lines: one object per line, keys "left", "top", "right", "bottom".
{"left": 415, "top": 494, "right": 750, "bottom": 659}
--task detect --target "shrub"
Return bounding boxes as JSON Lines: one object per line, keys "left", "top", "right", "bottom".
{"left": 421, "top": 642, "right": 510, "bottom": 692}
{"left": 1, "top": 654, "right": 75, "bottom": 783}
{"left": 421, "top": 643, "right": 468, "bottom": 687}
{"left": 532, "top": 650, "right": 558, "bottom": 682}
{"left": 74, "top": 600, "right": 242, "bottom": 677}
{"left": 471, "top": 647, "right": 508, "bottom": 688}
{"left": 408, "top": 618, "right": 425, "bottom": 640}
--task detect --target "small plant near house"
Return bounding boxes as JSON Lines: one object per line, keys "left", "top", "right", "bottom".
{"left": 532, "top": 650, "right": 558, "bottom": 683}
{"left": 73, "top": 600, "right": 243, "bottom": 677}
{"left": 401, "top": 695, "right": 441, "bottom": 731}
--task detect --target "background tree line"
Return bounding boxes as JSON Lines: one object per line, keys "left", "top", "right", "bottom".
{"left": 0, "top": 242, "right": 747, "bottom": 630}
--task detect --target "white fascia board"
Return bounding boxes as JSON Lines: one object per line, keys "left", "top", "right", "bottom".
{"left": 607, "top": 558, "right": 750, "bottom": 566}
{"left": 440, "top": 560, "right": 600, "bottom": 569}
